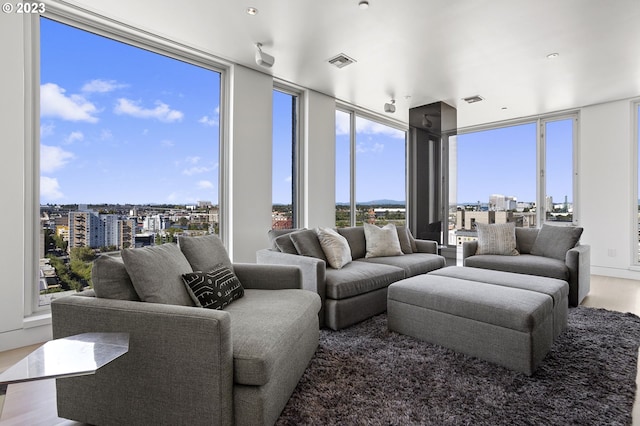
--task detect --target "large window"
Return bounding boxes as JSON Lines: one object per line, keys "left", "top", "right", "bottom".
{"left": 38, "top": 17, "right": 221, "bottom": 307}
{"left": 335, "top": 109, "right": 407, "bottom": 227}
{"left": 448, "top": 115, "right": 577, "bottom": 249}
{"left": 636, "top": 102, "right": 640, "bottom": 264}
{"left": 272, "top": 89, "right": 298, "bottom": 229}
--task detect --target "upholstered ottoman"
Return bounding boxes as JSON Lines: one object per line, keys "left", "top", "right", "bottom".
{"left": 387, "top": 273, "right": 556, "bottom": 375}
{"left": 429, "top": 266, "right": 569, "bottom": 338}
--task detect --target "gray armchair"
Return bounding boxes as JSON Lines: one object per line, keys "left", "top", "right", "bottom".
{"left": 51, "top": 235, "right": 321, "bottom": 426}
{"left": 462, "top": 226, "right": 590, "bottom": 307}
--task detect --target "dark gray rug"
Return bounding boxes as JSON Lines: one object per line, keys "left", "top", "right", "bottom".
{"left": 277, "top": 307, "right": 640, "bottom": 426}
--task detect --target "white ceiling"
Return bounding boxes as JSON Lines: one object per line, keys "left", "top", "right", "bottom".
{"left": 64, "top": 0, "right": 640, "bottom": 128}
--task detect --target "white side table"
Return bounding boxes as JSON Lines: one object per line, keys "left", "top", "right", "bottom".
{"left": 0, "top": 332, "right": 129, "bottom": 418}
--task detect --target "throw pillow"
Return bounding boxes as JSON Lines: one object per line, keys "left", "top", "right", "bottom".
{"left": 182, "top": 264, "right": 244, "bottom": 310}
{"left": 475, "top": 222, "right": 519, "bottom": 256}
{"left": 91, "top": 255, "right": 140, "bottom": 301}
{"left": 121, "top": 243, "right": 194, "bottom": 306}
{"left": 363, "top": 222, "right": 404, "bottom": 258}
{"left": 530, "top": 224, "right": 583, "bottom": 261}
{"left": 396, "top": 226, "right": 414, "bottom": 254}
{"left": 290, "top": 229, "right": 328, "bottom": 262}
{"left": 274, "top": 233, "right": 299, "bottom": 254}
{"left": 178, "top": 233, "right": 233, "bottom": 273}
{"left": 316, "top": 227, "right": 352, "bottom": 269}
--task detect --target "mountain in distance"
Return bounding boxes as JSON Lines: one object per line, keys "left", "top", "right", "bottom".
{"left": 336, "top": 199, "right": 405, "bottom": 206}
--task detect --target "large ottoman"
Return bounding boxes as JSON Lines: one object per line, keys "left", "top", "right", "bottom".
{"left": 387, "top": 268, "right": 566, "bottom": 375}
{"left": 429, "top": 266, "right": 569, "bottom": 338}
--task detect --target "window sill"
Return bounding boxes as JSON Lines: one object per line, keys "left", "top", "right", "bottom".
{"left": 24, "top": 312, "right": 52, "bottom": 329}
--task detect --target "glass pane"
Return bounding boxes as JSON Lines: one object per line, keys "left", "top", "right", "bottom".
{"left": 39, "top": 18, "right": 220, "bottom": 306}
{"left": 452, "top": 123, "right": 536, "bottom": 252}
{"left": 335, "top": 110, "right": 351, "bottom": 227}
{"left": 355, "top": 116, "right": 406, "bottom": 226}
{"left": 272, "top": 90, "right": 296, "bottom": 230}
{"left": 545, "top": 118, "right": 573, "bottom": 222}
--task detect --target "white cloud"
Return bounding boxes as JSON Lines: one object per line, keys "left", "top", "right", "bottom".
{"left": 183, "top": 166, "right": 214, "bottom": 176}
{"left": 197, "top": 180, "right": 214, "bottom": 189}
{"left": 161, "top": 140, "right": 175, "bottom": 147}
{"left": 186, "top": 156, "right": 201, "bottom": 164}
{"left": 357, "top": 142, "right": 384, "bottom": 154}
{"left": 82, "top": 79, "right": 127, "bottom": 93}
{"left": 100, "top": 129, "right": 113, "bottom": 140}
{"left": 40, "top": 122, "right": 55, "bottom": 138}
{"left": 114, "top": 98, "right": 184, "bottom": 122}
{"left": 40, "top": 176, "right": 64, "bottom": 200}
{"left": 41, "top": 145, "right": 75, "bottom": 173}
{"left": 285, "top": 175, "right": 292, "bottom": 182}
{"left": 64, "top": 131, "right": 84, "bottom": 144}
{"left": 40, "top": 83, "right": 99, "bottom": 123}
{"left": 335, "top": 112, "right": 404, "bottom": 140}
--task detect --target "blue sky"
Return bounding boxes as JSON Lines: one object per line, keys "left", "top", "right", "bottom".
{"left": 40, "top": 17, "right": 220, "bottom": 205}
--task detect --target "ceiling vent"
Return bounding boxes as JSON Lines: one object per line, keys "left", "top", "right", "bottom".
{"left": 462, "top": 95, "right": 484, "bottom": 104}
{"left": 328, "top": 53, "right": 356, "bottom": 68}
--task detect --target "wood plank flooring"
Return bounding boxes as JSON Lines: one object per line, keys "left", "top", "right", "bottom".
{"left": 1, "top": 275, "right": 639, "bottom": 425}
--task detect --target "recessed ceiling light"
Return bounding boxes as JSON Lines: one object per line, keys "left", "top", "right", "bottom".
{"left": 546, "top": 52, "right": 560, "bottom": 59}
{"left": 462, "top": 95, "right": 484, "bottom": 104}
{"left": 359, "top": 1, "right": 370, "bottom": 10}
{"left": 246, "top": 6, "right": 258, "bottom": 15}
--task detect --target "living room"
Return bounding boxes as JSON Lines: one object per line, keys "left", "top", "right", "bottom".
{"left": 1, "top": 0, "right": 640, "bottom": 424}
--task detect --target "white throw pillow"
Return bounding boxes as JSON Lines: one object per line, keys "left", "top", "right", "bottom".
{"left": 316, "top": 227, "right": 352, "bottom": 269}
{"left": 475, "top": 222, "right": 519, "bottom": 256}
{"left": 363, "top": 222, "right": 404, "bottom": 258}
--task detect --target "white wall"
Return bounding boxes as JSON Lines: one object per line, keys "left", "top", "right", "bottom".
{"left": 580, "top": 98, "right": 640, "bottom": 280}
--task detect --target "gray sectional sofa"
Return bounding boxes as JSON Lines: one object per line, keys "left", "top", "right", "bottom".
{"left": 51, "top": 234, "right": 321, "bottom": 426}
{"left": 257, "top": 225, "right": 446, "bottom": 330}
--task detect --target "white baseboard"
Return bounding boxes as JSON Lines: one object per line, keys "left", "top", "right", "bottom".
{"left": 591, "top": 265, "right": 640, "bottom": 281}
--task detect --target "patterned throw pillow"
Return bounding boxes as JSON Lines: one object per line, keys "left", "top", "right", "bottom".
{"left": 475, "top": 222, "right": 519, "bottom": 256}
{"left": 182, "top": 264, "right": 244, "bottom": 310}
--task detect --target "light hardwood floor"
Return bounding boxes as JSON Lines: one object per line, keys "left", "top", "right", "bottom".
{"left": 1, "top": 275, "right": 639, "bottom": 425}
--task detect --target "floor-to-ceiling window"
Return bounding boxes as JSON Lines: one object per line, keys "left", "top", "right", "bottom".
{"left": 336, "top": 109, "right": 407, "bottom": 227}
{"left": 37, "top": 17, "right": 222, "bottom": 307}
{"left": 635, "top": 102, "right": 640, "bottom": 263}
{"left": 272, "top": 88, "right": 299, "bottom": 230}
{"left": 448, "top": 114, "right": 577, "bottom": 249}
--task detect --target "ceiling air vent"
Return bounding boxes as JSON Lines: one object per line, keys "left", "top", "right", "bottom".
{"left": 328, "top": 53, "right": 356, "bottom": 68}
{"left": 462, "top": 95, "right": 484, "bottom": 104}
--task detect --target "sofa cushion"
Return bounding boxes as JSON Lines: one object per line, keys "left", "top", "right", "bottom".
{"left": 325, "top": 261, "right": 405, "bottom": 300}
{"left": 274, "top": 233, "right": 299, "bottom": 254}
{"left": 396, "top": 226, "right": 413, "bottom": 254}
{"left": 182, "top": 264, "right": 244, "bottom": 310}
{"left": 337, "top": 226, "right": 367, "bottom": 260}
{"left": 357, "top": 253, "right": 445, "bottom": 278}
{"left": 475, "top": 222, "right": 519, "bottom": 256}
{"left": 316, "top": 227, "right": 352, "bottom": 269}
{"left": 121, "top": 243, "right": 194, "bottom": 306}
{"left": 290, "top": 229, "right": 328, "bottom": 262}
{"left": 267, "top": 228, "right": 298, "bottom": 250}
{"left": 515, "top": 228, "right": 539, "bottom": 254}
{"left": 91, "top": 255, "right": 140, "bottom": 301}
{"left": 363, "top": 222, "right": 404, "bottom": 258}
{"left": 530, "top": 224, "right": 583, "bottom": 261}
{"left": 464, "top": 254, "right": 569, "bottom": 281}
{"left": 224, "top": 288, "right": 321, "bottom": 386}
{"left": 178, "top": 234, "right": 233, "bottom": 272}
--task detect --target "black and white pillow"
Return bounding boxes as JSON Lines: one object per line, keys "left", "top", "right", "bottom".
{"left": 182, "top": 264, "right": 244, "bottom": 310}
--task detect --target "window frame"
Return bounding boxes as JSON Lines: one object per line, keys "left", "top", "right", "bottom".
{"left": 632, "top": 100, "right": 640, "bottom": 266}
{"left": 450, "top": 111, "right": 580, "bottom": 245}
{"left": 26, "top": 8, "right": 229, "bottom": 315}
{"left": 272, "top": 83, "right": 303, "bottom": 229}
{"left": 335, "top": 102, "right": 409, "bottom": 227}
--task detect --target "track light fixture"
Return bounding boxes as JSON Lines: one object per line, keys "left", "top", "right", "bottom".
{"left": 384, "top": 99, "right": 396, "bottom": 113}
{"left": 255, "top": 43, "right": 275, "bottom": 68}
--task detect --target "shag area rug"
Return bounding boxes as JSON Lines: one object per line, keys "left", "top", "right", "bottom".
{"left": 277, "top": 307, "right": 640, "bottom": 426}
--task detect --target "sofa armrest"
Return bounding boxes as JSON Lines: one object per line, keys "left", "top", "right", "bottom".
{"left": 413, "top": 239, "right": 438, "bottom": 254}
{"left": 462, "top": 241, "right": 478, "bottom": 262}
{"left": 565, "top": 244, "right": 591, "bottom": 306}
{"left": 51, "top": 295, "right": 233, "bottom": 425}
{"left": 256, "top": 248, "right": 326, "bottom": 326}
{"left": 234, "top": 263, "right": 302, "bottom": 290}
